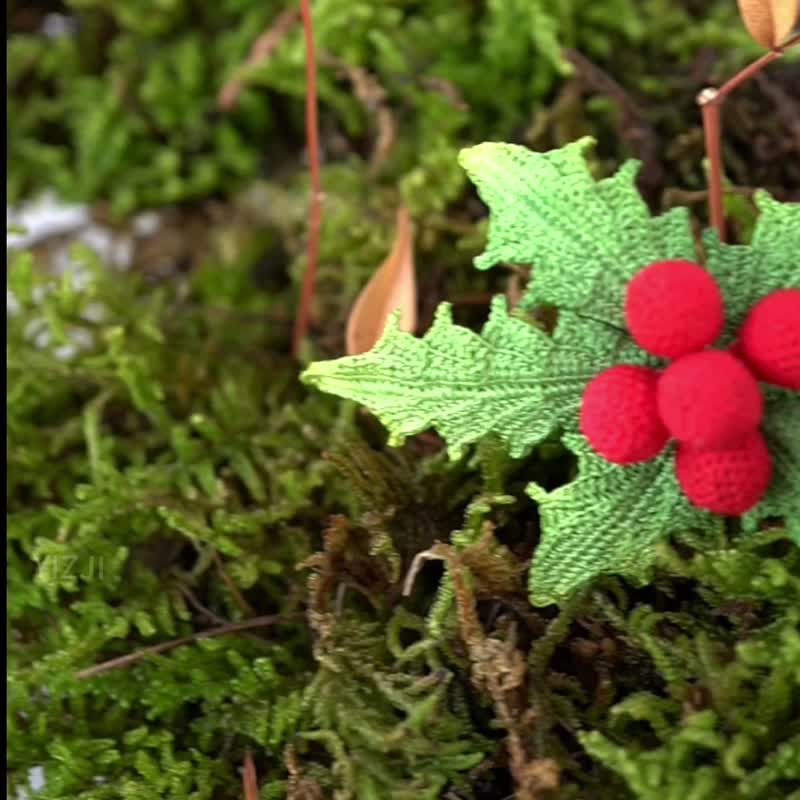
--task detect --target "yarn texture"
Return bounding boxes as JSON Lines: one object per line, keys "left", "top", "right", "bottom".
{"left": 675, "top": 431, "right": 772, "bottom": 515}
{"left": 738, "top": 288, "right": 800, "bottom": 390}
{"left": 625, "top": 259, "right": 724, "bottom": 358}
{"left": 657, "top": 351, "right": 763, "bottom": 448}
{"left": 579, "top": 260, "right": 799, "bottom": 516}
{"left": 580, "top": 365, "right": 668, "bottom": 464}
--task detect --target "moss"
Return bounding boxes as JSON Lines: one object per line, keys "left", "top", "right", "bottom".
{"left": 8, "top": 0, "right": 764, "bottom": 216}
{"left": 7, "top": 0, "right": 800, "bottom": 797}
{"left": 9, "top": 242, "right": 798, "bottom": 798}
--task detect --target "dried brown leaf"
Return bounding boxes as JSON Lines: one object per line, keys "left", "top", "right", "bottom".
{"left": 346, "top": 207, "right": 416, "bottom": 355}
{"left": 737, "top": 0, "right": 800, "bottom": 48}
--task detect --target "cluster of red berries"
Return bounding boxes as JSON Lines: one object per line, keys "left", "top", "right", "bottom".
{"left": 580, "top": 259, "right": 800, "bottom": 515}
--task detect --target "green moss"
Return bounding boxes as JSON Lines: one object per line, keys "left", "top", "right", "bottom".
{"left": 8, "top": 1, "right": 800, "bottom": 797}
{"left": 8, "top": 234, "right": 800, "bottom": 798}
{"left": 581, "top": 531, "right": 800, "bottom": 800}
{"left": 5, "top": 243, "right": 494, "bottom": 798}
{"left": 8, "top": 0, "right": 759, "bottom": 216}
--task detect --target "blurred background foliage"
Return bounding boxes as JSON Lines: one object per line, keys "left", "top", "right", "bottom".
{"left": 6, "top": 1, "right": 800, "bottom": 798}
{"left": 7, "top": 0, "right": 780, "bottom": 215}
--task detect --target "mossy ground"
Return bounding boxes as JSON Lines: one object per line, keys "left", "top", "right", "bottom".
{"left": 7, "top": 2, "right": 800, "bottom": 798}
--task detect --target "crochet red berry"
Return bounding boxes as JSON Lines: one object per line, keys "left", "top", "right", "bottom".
{"left": 625, "top": 260, "right": 724, "bottom": 358}
{"left": 657, "top": 350, "right": 763, "bottom": 447}
{"left": 675, "top": 430, "right": 772, "bottom": 515}
{"left": 580, "top": 365, "right": 668, "bottom": 464}
{"left": 737, "top": 288, "right": 800, "bottom": 390}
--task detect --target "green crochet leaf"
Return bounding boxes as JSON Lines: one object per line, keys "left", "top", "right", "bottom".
{"left": 744, "top": 389, "right": 800, "bottom": 545}
{"left": 458, "top": 137, "right": 696, "bottom": 324}
{"left": 705, "top": 192, "right": 800, "bottom": 336}
{"left": 705, "top": 193, "right": 800, "bottom": 542}
{"left": 302, "top": 140, "right": 799, "bottom": 608}
{"left": 302, "top": 299, "right": 653, "bottom": 461}
{"left": 302, "top": 298, "right": 559, "bottom": 459}
{"left": 527, "top": 435, "right": 722, "bottom": 606}
{"left": 544, "top": 311, "right": 655, "bottom": 431}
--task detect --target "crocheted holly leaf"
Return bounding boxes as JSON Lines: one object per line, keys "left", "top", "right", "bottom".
{"left": 303, "top": 139, "right": 799, "bottom": 606}
{"left": 302, "top": 299, "right": 650, "bottom": 461}
{"left": 544, "top": 311, "right": 654, "bottom": 429}
{"left": 527, "top": 435, "right": 722, "bottom": 605}
{"left": 706, "top": 192, "right": 800, "bottom": 336}
{"left": 458, "top": 137, "right": 695, "bottom": 325}
{"left": 743, "top": 389, "right": 800, "bottom": 545}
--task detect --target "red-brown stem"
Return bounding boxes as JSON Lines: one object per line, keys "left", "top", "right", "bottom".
{"left": 292, "top": 0, "right": 322, "bottom": 358}
{"left": 699, "top": 95, "right": 725, "bottom": 241}
{"left": 74, "top": 613, "right": 294, "bottom": 679}
{"left": 243, "top": 752, "right": 259, "bottom": 800}
{"left": 696, "top": 46, "right": 790, "bottom": 241}
{"left": 711, "top": 48, "right": 783, "bottom": 102}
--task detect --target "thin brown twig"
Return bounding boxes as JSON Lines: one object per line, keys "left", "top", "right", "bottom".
{"left": 74, "top": 614, "right": 292, "bottom": 680}
{"left": 696, "top": 39, "right": 798, "bottom": 241}
{"left": 563, "top": 48, "right": 664, "bottom": 198}
{"left": 718, "top": 48, "right": 789, "bottom": 100}
{"left": 402, "top": 545, "right": 448, "bottom": 597}
{"left": 698, "top": 95, "right": 725, "bottom": 239}
{"left": 213, "top": 551, "right": 256, "bottom": 616}
{"left": 177, "top": 583, "right": 267, "bottom": 646}
{"left": 319, "top": 53, "right": 397, "bottom": 173}
{"left": 217, "top": 8, "right": 301, "bottom": 111}
{"left": 292, "top": 0, "right": 322, "bottom": 358}
{"left": 419, "top": 76, "right": 469, "bottom": 112}
{"left": 243, "top": 751, "right": 259, "bottom": 800}
{"left": 177, "top": 582, "right": 230, "bottom": 626}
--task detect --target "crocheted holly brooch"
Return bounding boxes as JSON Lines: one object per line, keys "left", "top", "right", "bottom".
{"left": 582, "top": 263, "right": 799, "bottom": 515}
{"left": 303, "top": 138, "right": 800, "bottom": 606}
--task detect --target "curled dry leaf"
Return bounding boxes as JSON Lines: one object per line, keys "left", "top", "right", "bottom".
{"left": 737, "top": 0, "right": 800, "bottom": 48}
{"left": 346, "top": 206, "right": 417, "bottom": 355}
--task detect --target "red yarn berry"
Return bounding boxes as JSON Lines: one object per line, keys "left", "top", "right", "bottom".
{"left": 580, "top": 365, "right": 668, "bottom": 464}
{"left": 625, "top": 260, "right": 724, "bottom": 358}
{"left": 657, "top": 350, "right": 763, "bottom": 448}
{"left": 737, "top": 288, "right": 800, "bottom": 390}
{"left": 675, "top": 431, "right": 772, "bottom": 515}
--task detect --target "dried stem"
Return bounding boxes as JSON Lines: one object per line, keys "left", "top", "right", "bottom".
{"left": 292, "top": 0, "right": 322, "bottom": 358}
{"left": 177, "top": 582, "right": 230, "bottom": 626}
{"left": 697, "top": 41, "right": 796, "bottom": 241}
{"left": 75, "top": 614, "right": 292, "bottom": 679}
{"left": 403, "top": 545, "right": 448, "bottom": 597}
{"left": 699, "top": 95, "right": 725, "bottom": 239}
{"left": 243, "top": 752, "right": 259, "bottom": 800}
{"left": 213, "top": 551, "right": 256, "bottom": 616}
{"left": 217, "top": 7, "right": 300, "bottom": 111}
{"left": 710, "top": 48, "right": 784, "bottom": 101}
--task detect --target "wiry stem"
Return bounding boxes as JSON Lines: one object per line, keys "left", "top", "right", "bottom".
{"left": 292, "top": 0, "right": 322, "bottom": 358}
{"left": 698, "top": 94, "right": 725, "bottom": 240}
{"left": 213, "top": 551, "right": 255, "bottom": 616}
{"left": 709, "top": 48, "right": 784, "bottom": 102}
{"left": 697, "top": 41, "right": 795, "bottom": 241}
{"left": 243, "top": 752, "right": 259, "bottom": 800}
{"left": 217, "top": 8, "right": 300, "bottom": 111}
{"left": 75, "top": 614, "right": 293, "bottom": 679}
